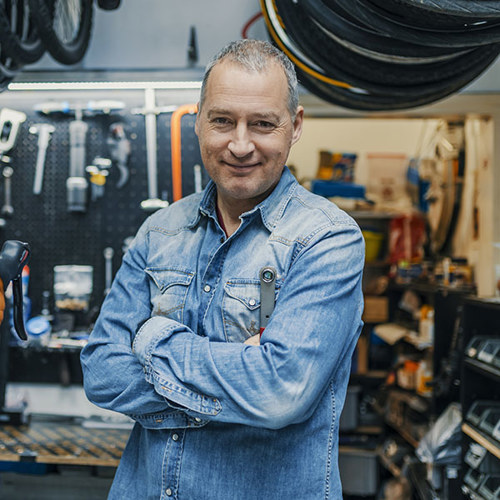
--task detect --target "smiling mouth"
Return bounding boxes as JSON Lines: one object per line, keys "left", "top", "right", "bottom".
{"left": 224, "top": 161, "right": 260, "bottom": 169}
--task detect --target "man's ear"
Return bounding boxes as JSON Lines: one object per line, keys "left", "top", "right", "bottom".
{"left": 291, "top": 105, "right": 304, "bottom": 146}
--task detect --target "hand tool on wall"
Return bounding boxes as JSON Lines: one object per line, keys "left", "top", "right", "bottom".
{"left": 0, "top": 108, "right": 26, "bottom": 158}
{"left": 0, "top": 108, "right": 26, "bottom": 223}
{"left": 107, "top": 122, "right": 130, "bottom": 189}
{"left": 103, "top": 247, "right": 114, "bottom": 296}
{"left": 86, "top": 156, "right": 111, "bottom": 201}
{"left": 34, "top": 100, "right": 125, "bottom": 212}
{"left": 194, "top": 164, "right": 203, "bottom": 193}
{"left": 29, "top": 123, "right": 55, "bottom": 195}
{"left": 1, "top": 165, "right": 14, "bottom": 217}
{"left": 0, "top": 240, "right": 31, "bottom": 341}
{"left": 132, "top": 89, "right": 175, "bottom": 211}
{"left": 67, "top": 109, "right": 89, "bottom": 212}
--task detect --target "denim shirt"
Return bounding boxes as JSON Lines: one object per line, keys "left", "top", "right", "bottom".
{"left": 81, "top": 167, "right": 365, "bottom": 500}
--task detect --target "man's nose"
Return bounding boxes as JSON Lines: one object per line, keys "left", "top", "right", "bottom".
{"left": 227, "top": 124, "right": 255, "bottom": 157}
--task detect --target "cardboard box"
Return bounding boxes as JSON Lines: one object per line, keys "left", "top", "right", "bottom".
{"left": 362, "top": 295, "right": 389, "bottom": 323}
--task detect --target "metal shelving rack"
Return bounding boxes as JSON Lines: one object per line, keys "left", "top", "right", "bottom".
{"left": 460, "top": 297, "right": 500, "bottom": 500}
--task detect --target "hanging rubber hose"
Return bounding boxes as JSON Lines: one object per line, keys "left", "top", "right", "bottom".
{"left": 171, "top": 104, "right": 198, "bottom": 202}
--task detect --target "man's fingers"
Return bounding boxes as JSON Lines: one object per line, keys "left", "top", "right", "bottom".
{"left": 244, "top": 334, "right": 260, "bottom": 346}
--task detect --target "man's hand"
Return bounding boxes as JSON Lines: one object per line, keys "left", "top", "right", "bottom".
{"left": 244, "top": 333, "right": 260, "bottom": 346}
{"left": 0, "top": 278, "right": 4, "bottom": 325}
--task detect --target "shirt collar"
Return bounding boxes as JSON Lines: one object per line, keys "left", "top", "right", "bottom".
{"left": 198, "top": 166, "right": 297, "bottom": 232}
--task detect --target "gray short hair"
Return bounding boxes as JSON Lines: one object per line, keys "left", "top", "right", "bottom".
{"left": 199, "top": 39, "right": 299, "bottom": 118}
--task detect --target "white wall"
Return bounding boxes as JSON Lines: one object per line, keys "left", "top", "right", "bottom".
{"left": 27, "top": 0, "right": 267, "bottom": 71}
{"left": 288, "top": 118, "right": 441, "bottom": 183}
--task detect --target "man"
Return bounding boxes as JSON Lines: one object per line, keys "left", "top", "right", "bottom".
{"left": 81, "top": 39, "right": 364, "bottom": 499}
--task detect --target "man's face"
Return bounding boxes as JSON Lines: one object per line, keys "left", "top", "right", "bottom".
{"left": 195, "top": 60, "right": 303, "bottom": 212}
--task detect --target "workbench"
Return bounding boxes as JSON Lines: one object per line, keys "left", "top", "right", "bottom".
{"left": 0, "top": 419, "right": 129, "bottom": 467}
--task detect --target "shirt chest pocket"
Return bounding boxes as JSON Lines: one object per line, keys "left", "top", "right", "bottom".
{"left": 146, "top": 267, "right": 194, "bottom": 324}
{"left": 223, "top": 280, "right": 281, "bottom": 343}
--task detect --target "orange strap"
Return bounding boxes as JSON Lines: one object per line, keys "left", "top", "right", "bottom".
{"left": 171, "top": 103, "right": 198, "bottom": 202}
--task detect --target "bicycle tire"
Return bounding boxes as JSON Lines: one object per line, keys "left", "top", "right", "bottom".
{"left": 0, "top": 0, "right": 44, "bottom": 64}
{"left": 290, "top": 19, "right": 498, "bottom": 95}
{"left": 295, "top": 48, "right": 499, "bottom": 111}
{"left": 392, "top": 0, "right": 500, "bottom": 18}
{"left": 275, "top": 0, "right": 490, "bottom": 88}
{"left": 300, "top": 0, "right": 460, "bottom": 59}
{"left": 368, "top": 0, "right": 500, "bottom": 31}
{"left": 335, "top": 0, "right": 500, "bottom": 48}
{"left": 261, "top": 0, "right": 500, "bottom": 110}
{"left": 28, "top": 0, "right": 93, "bottom": 65}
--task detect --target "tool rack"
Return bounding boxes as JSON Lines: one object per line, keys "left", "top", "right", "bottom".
{"left": 0, "top": 82, "right": 207, "bottom": 383}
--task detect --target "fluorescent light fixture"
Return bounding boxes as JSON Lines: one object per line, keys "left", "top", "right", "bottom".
{"left": 7, "top": 81, "right": 202, "bottom": 91}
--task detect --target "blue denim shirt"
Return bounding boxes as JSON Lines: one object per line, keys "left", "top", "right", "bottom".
{"left": 81, "top": 167, "right": 365, "bottom": 500}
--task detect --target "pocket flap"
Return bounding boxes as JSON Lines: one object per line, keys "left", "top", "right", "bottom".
{"left": 224, "top": 281, "right": 261, "bottom": 310}
{"left": 146, "top": 267, "right": 194, "bottom": 293}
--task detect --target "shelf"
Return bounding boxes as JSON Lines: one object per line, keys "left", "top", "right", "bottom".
{"left": 462, "top": 423, "right": 500, "bottom": 460}
{"left": 364, "top": 260, "right": 391, "bottom": 268}
{"left": 465, "top": 358, "right": 500, "bottom": 382}
{"left": 388, "top": 281, "right": 476, "bottom": 296}
{"left": 384, "top": 417, "right": 421, "bottom": 448}
{"left": 348, "top": 210, "right": 398, "bottom": 219}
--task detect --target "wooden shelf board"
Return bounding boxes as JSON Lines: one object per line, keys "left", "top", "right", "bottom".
{"left": 462, "top": 423, "right": 500, "bottom": 460}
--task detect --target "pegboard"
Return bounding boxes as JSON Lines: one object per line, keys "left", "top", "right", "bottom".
{"left": 0, "top": 93, "right": 207, "bottom": 322}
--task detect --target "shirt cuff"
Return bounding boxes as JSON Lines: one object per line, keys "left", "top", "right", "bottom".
{"left": 132, "top": 316, "right": 176, "bottom": 366}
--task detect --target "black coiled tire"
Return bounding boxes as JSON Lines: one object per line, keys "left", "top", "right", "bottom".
{"left": 260, "top": 0, "right": 500, "bottom": 111}
{"left": 28, "top": 0, "right": 93, "bottom": 65}
{"left": 0, "top": 0, "right": 45, "bottom": 64}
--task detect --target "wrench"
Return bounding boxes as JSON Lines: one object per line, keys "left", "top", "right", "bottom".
{"left": 2, "top": 166, "right": 14, "bottom": 217}
{"left": 29, "top": 123, "right": 55, "bottom": 195}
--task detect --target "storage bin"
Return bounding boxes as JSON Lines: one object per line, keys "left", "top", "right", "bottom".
{"left": 339, "top": 385, "right": 361, "bottom": 431}
{"left": 362, "top": 229, "right": 384, "bottom": 262}
{"left": 339, "top": 447, "right": 378, "bottom": 496}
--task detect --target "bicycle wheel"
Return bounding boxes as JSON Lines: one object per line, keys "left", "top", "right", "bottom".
{"left": 28, "top": 0, "right": 93, "bottom": 65}
{"left": 0, "top": 0, "right": 45, "bottom": 64}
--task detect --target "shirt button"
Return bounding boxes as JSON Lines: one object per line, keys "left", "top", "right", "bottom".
{"left": 172, "top": 433, "right": 179, "bottom": 441}
{"left": 249, "top": 299, "right": 256, "bottom": 306}
{"left": 166, "top": 488, "right": 173, "bottom": 496}
{"left": 220, "top": 237, "right": 224, "bottom": 243}
{"left": 203, "top": 284, "right": 211, "bottom": 293}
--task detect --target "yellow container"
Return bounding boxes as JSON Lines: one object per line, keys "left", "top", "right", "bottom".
{"left": 362, "top": 230, "right": 384, "bottom": 262}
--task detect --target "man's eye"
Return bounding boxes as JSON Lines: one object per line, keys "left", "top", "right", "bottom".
{"left": 254, "top": 121, "right": 275, "bottom": 129}
{"left": 212, "top": 117, "right": 230, "bottom": 125}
